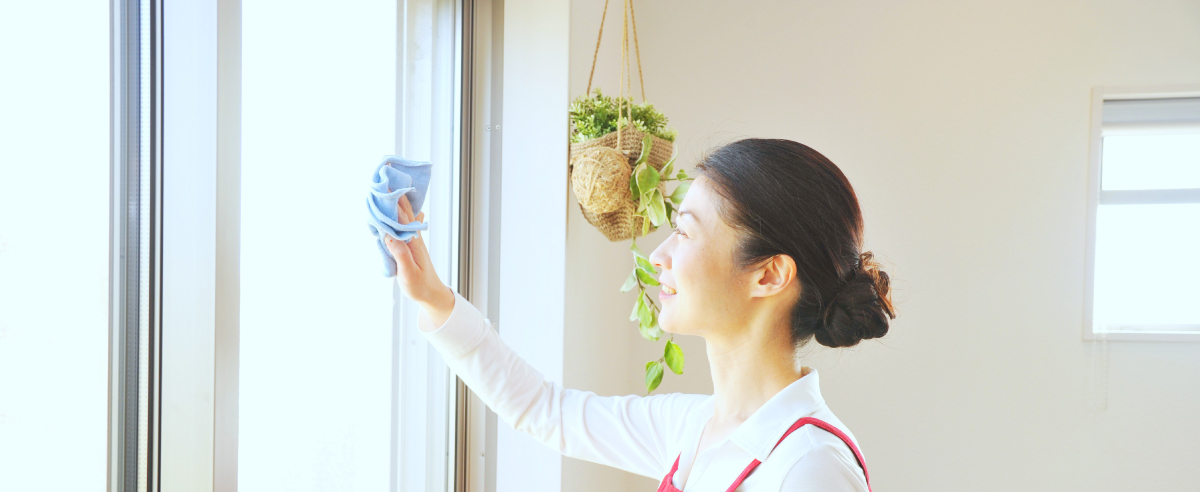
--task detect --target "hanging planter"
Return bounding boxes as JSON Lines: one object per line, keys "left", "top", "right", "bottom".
{"left": 567, "top": 0, "right": 693, "bottom": 394}
{"left": 569, "top": 91, "right": 676, "bottom": 241}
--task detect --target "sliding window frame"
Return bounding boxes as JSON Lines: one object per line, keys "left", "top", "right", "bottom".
{"left": 109, "top": 0, "right": 164, "bottom": 490}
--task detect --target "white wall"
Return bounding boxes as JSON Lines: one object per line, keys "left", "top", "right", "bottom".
{"left": 496, "top": 1, "right": 572, "bottom": 491}
{"left": 564, "top": 1, "right": 1200, "bottom": 491}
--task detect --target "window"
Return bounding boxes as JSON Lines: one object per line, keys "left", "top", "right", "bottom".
{"left": 0, "top": 1, "right": 112, "bottom": 490}
{"left": 2, "top": 1, "right": 476, "bottom": 489}
{"left": 239, "top": 0, "right": 465, "bottom": 490}
{"left": 1086, "top": 87, "right": 1200, "bottom": 341}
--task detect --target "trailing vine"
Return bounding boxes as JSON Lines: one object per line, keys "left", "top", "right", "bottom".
{"left": 622, "top": 134, "right": 692, "bottom": 394}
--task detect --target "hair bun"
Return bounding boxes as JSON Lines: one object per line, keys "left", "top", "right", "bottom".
{"left": 812, "top": 252, "right": 896, "bottom": 348}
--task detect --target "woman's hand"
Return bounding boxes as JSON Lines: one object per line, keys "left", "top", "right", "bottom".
{"left": 385, "top": 194, "right": 456, "bottom": 330}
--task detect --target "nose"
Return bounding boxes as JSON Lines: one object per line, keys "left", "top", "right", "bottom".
{"left": 648, "top": 236, "right": 671, "bottom": 271}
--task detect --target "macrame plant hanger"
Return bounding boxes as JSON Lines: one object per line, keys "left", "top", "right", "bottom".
{"left": 569, "top": 0, "right": 671, "bottom": 242}
{"left": 585, "top": 0, "right": 647, "bottom": 155}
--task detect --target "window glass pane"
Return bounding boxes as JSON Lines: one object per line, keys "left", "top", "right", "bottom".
{"left": 1093, "top": 203, "right": 1200, "bottom": 330}
{"left": 240, "top": 0, "right": 396, "bottom": 489}
{"left": 1101, "top": 133, "right": 1200, "bottom": 190}
{"left": 0, "top": 1, "right": 109, "bottom": 489}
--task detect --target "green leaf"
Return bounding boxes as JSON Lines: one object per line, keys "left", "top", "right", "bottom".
{"left": 642, "top": 301, "right": 661, "bottom": 341}
{"left": 635, "top": 267, "right": 659, "bottom": 286}
{"left": 568, "top": 89, "right": 676, "bottom": 143}
{"left": 638, "top": 323, "right": 653, "bottom": 340}
{"left": 629, "top": 169, "right": 641, "bottom": 198}
{"left": 629, "top": 296, "right": 640, "bottom": 321}
{"left": 648, "top": 324, "right": 664, "bottom": 340}
{"left": 633, "top": 249, "right": 656, "bottom": 274}
{"left": 645, "top": 361, "right": 664, "bottom": 393}
{"left": 647, "top": 189, "right": 667, "bottom": 227}
{"left": 664, "top": 340, "right": 685, "bottom": 375}
{"left": 620, "top": 269, "right": 638, "bottom": 292}
{"left": 641, "top": 215, "right": 651, "bottom": 236}
{"left": 635, "top": 134, "right": 653, "bottom": 167}
{"left": 636, "top": 164, "right": 660, "bottom": 195}
{"left": 660, "top": 154, "right": 676, "bottom": 181}
{"left": 663, "top": 200, "right": 674, "bottom": 224}
{"left": 638, "top": 310, "right": 661, "bottom": 341}
{"left": 631, "top": 242, "right": 649, "bottom": 261}
{"left": 669, "top": 180, "right": 690, "bottom": 206}
{"left": 637, "top": 294, "right": 653, "bottom": 328}
{"left": 676, "top": 168, "right": 689, "bottom": 181}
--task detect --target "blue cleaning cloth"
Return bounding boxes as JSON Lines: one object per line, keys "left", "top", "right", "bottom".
{"left": 367, "top": 156, "right": 432, "bottom": 277}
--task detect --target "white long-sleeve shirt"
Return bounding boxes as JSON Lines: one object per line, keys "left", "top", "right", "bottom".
{"left": 417, "top": 291, "right": 870, "bottom": 492}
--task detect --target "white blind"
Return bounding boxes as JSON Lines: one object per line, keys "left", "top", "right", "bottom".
{"left": 1103, "top": 97, "right": 1200, "bottom": 125}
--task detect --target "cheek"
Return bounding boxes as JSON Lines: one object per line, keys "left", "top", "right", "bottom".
{"left": 662, "top": 243, "right": 735, "bottom": 330}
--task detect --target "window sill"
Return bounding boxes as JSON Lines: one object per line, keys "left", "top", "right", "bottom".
{"left": 1085, "top": 328, "right": 1200, "bottom": 342}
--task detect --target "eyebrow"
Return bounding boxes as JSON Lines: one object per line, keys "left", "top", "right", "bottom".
{"left": 677, "top": 209, "right": 698, "bottom": 223}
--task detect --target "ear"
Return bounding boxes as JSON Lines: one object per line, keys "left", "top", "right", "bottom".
{"left": 749, "top": 254, "right": 798, "bottom": 299}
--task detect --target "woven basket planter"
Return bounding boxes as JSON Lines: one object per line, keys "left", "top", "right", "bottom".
{"left": 569, "top": 126, "right": 674, "bottom": 241}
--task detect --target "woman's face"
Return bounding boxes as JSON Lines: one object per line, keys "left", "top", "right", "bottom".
{"left": 649, "top": 177, "right": 754, "bottom": 338}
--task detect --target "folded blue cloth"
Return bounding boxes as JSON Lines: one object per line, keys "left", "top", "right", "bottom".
{"left": 367, "top": 156, "right": 432, "bottom": 277}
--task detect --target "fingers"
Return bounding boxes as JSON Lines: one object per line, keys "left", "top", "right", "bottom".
{"left": 397, "top": 195, "right": 415, "bottom": 223}
{"left": 400, "top": 229, "right": 426, "bottom": 268}
{"left": 385, "top": 235, "right": 420, "bottom": 276}
{"left": 394, "top": 197, "right": 431, "bottom": 268}
{"left": 407, "top": 213, "right": 431, "bottom": 264}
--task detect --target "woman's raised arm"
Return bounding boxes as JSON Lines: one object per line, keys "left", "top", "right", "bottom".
{"left": 384, "top": 195, "right": 705, "bottom": 478}
{"left": 416, "top": 290, "right": 704, "bottom": 478}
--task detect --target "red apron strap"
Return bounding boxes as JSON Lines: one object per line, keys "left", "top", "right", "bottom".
{"left": 657, "top": 454, "right": 683, "bottom": 492}
{"left": 723, "top": 417, "right": 871, "bottom": 492}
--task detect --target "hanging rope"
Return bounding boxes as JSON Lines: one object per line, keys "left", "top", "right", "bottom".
{"left": 585, "top": 0, "right": 647, "bottom": 153}
{"left": 617, "top": 0, "right": 642, "bottom": 152}
{"left": 629, "top": 0, "right": 645, "bottom": 102}
{"left": 585, "top": 0, "right": 646, "bottom": 101}
{"left": 585, "top": 0, "right": 610, "bottom": 95}
{"left": 617, "top": 0, "right": 625, "bottom": 150}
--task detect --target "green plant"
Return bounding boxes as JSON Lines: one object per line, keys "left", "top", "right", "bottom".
{"left": 621, "top": 134, "right": 693, "bottom": 394}
{"left": 569, "top": 88, "right": 677, "bottom": 144}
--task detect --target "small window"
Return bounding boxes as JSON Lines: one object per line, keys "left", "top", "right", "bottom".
{"left": 1086, "top": 88, "right": 1200, "bottom": 340}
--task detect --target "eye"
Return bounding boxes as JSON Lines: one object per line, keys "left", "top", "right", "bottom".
{"left": 672, "top": 225, "right": 687, "bottom": 238}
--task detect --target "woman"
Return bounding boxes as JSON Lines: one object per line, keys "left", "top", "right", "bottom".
{"left": 385, "top": 138, "right": 894, "bottom": 491}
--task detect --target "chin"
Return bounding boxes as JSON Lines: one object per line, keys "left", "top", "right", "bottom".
{"left": 657, "top": 312, "right": 693, "bottom": 337}
{"left": 657, "top": 313, "right": 675, "bottom": 334}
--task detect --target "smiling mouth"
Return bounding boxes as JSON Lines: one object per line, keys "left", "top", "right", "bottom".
{"left": 662, "top": 285, "right": 677, "bottom": 295}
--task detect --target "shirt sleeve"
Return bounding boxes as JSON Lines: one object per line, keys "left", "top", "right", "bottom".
{"left": 417, "top": 291, "right": 705, "bottom": 480}
{"left": 778, "top": 441, "right": 870, "bottom": 492}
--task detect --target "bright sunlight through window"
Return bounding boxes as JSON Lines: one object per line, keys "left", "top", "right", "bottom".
{"left": 240, "top": 1, "right": 397, "bottom": 489}
{"left": 0, "top": 2, "right": 109, "bottom": 489}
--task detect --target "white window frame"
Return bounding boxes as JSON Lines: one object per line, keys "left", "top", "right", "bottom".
{"left": 135, "top": 1, "right": 570, "bottom": 490}
{"left": 150, "top": 1, "right": 479, "bottom": 490}
{"left": 1083, "top": 84, "right": 1200, "bottom": 342}
{"left": 394, "top": 1, "right": 470, "bottom": 491}
{"left": 457, "top": 1, "right": 572, "bottom": 491}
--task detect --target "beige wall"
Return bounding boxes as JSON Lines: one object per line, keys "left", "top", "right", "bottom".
{"left": 563, "top": 1, "right": 1200, "bottom": 491}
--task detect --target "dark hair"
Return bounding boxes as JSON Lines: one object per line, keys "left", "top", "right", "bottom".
{"left": 695, "top": 138, "right": 895, "bottom": 348}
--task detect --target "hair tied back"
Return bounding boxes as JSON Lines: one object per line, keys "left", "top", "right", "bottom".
{"left": 813, "top": 250, "right": 895, "bottom": 348}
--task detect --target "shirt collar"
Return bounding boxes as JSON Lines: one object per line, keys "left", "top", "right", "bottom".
{"left": 726, "top": 369, "right": 826, "bottom": 463}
